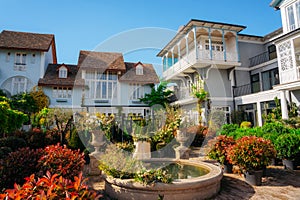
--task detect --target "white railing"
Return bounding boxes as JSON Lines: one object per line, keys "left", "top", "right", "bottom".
{"left": 163, "top": 48, "right": 238, "bottom": 79}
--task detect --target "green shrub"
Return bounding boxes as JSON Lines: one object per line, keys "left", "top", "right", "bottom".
{"left": 262, "top": 122, "right": 291, "bottom": 135}
{"left": 38, "top": 143, "right": 85, "bottom": 180}
{"left": 0, "top": 172, "right": 100, "bottom": 199}
{"left": 274, "top": 133, "right": 300, "bottom": 160}
{"left": 135, "top": 169, "right": 172, "bottom": 185}
{"left": 218, "top": 124, "right": 239, "bottom": 136}
{"left": 0, "top": 136, "right": 27, "bottom": 151}
{"left": 0, "top": 147, "right": 44, "bottom": 190}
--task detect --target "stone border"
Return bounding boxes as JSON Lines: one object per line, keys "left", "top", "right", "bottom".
{"left": 103, "top": 159, "right": 223, "bottom": 200}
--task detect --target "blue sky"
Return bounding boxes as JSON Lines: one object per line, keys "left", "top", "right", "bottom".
{"left": 1, "top": 0, "right": 281, "bottom": 77}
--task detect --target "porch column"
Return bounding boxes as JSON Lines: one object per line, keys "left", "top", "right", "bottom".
{"left": 193, "top": 26, "right": 198, "bottom": 60}
{"left": 185, "top": 36, "right": 189, "bottom": 59}
{"left": 257, "top": 101, "right": 263, "bottom": 127}
{"left": 235, "top": 31, "right": 240, "bottom": 62}
{"left": 280, "top": 90, "right": 289, "bottom": 119}
{"left": 177, "top": 44, "right": 181, "bottom": 60}
{"left": 222, "top": 29, "right": 226, "bottom": 61}
{"left": 208, "top": 27, "right": 212, "bottom": 60}
{"left": 171, "top": 48, "right": 174, "bottom": 66}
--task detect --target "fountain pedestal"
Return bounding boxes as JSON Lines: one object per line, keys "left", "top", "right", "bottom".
{"left": 175, "top": 130, "right": 190, "bottom": 159}
{"left": 89, "top": 130, "right": 104, "bottom": 175}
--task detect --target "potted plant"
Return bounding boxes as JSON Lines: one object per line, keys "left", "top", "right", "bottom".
{"left": 274, "top": 133, "right": 300, "bottom": 170}
{"left": 227, "top": 136, "right": 276, "bottom": 186}
{"left": 207, "top": 135, "right": 235, "bottom": 173}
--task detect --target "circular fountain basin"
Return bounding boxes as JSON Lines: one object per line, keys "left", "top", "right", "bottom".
{"left": 103, "top": 158, "right": 223, "bottom": 200}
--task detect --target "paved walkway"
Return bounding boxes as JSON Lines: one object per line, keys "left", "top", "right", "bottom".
{"left": 87, "top": 147, "right": 300, "bottom": 200}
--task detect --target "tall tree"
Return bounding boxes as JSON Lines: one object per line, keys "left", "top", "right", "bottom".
{"left": 139, "top": 82, "right": 173, "bottom": 108}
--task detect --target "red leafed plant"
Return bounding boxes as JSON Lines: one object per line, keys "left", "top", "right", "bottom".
{"left": 38, "top": 143, "right": 85, "bottom": 180}
{"left": 0, "top": 147, "right": 44, "bottom": 190}
{"left": 207, "top": 135, "right": 235, "bottom": 165}
{"left": 227, "top": 136, "right": 276, "bottom": 172}
{"left": 0, "top": 171, "right": 101, "bottom": 199}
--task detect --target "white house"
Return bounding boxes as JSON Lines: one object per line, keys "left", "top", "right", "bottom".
{"left": 158, "top": 0, "right": 300, "bottom": 126}
{"left": 0, "top": 30, "right": 57, "bottom": 96}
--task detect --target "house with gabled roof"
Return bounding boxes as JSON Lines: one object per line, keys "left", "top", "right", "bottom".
{"left": 0, "top": 30, "right": 57, "bottom": 96}
{"left": 78, "top": 50, "right": 160, "bottom": 116}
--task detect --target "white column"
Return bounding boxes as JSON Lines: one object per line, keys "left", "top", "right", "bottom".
{"left": 185, "top": 36, "right": 189, "bottom": 59}
{"left": 208, "top": 28, "right": 212, "bottom": 60}
{"left": 222, "top": 29, "right": 226, "bottom": 61}
{"left": 171, "top": 48, "right": 174, "bottom": 65}
{"left": 193, "top": 26, "right": 198, "bottom": 60}
{"left": 257, "top": 101, "right": 263, "bottom": 127}
{"left": 177, "top": 44, "right": 181, "bottom": 60}
{"left": 280, "top": 90, "right": 289, "bottom": 119}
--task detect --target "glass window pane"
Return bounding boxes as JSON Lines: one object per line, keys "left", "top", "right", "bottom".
{"left": 102, "top": 82, "right": 107, "bottom": 99}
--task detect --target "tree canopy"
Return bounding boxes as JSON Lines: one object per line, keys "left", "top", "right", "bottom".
{"left": 139, "top": 82, "right": 173, "bottom": 108}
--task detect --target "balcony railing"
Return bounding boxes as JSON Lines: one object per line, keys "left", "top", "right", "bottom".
{"left": 249, "top": 52, "right": 270, "bottom": 67}
{"left": 233, "top": 84, "right": 251, "bottom": 97}
{"left": 163, "top": 48, "right": 238, "bottom": 79}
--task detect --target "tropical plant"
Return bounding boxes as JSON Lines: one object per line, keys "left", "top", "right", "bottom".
{"left": 38, "top": 143, "right": 85, "bottom": 180}
{"left": 207, "top": 135, "right": 235, "bottom": 165}
{"left": 139, "top": 81, "right": 173, "bottom": 108}
{"left": 227, "top": 136, "right": 276, "bottom": 172}
{"left": 191, "top": 78, "right": 208, "bottom": 125}
{"left": 274, "top": 133, "right": 300, "bottom": 161}
{"left": 0, "top": 172, "right": 100, "bottom": 199}
{"left": 152, "top": 105, "right": 181, "bottom": 150}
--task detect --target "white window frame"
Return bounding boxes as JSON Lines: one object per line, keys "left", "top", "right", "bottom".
{"left": 11, "top": 77, "right": 27, "bottom": 95}
{"left": 59, "top": 66, "right": 68, "bottom": 78}
{"left": 52, "top": 87, "right": 72, "bottom": 98}
{"left": 15, "top": 52, "right": 27, "bottom": 65}
{"left": 130, "top": 83, "right": 144, "bottom": 100}
{"left": 136, "top": 65, "right": 143, "bottom": 75}
{"left": 84, "top": 71, "right": 118, "bottom": 99}
{"left": 286, "top": 0, "right": 300, "bottom": 31}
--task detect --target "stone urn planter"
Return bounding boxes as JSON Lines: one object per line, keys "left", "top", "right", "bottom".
{"left": 175, "top": 130, "right": 190, "bottom": 159}
{"left": 89, "top": 130, "right": 105, "bottom": 175}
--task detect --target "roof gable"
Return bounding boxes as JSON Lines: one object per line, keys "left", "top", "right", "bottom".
{"left": 77, "top": 50, "right": 126, "bottom": 72}
{"left": 0, "top": 30, "right": 54, "bottom": 51}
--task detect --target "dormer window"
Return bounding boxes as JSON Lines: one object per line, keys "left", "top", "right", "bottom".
{"left": 59, "top": 66, "right": 68, "bottom": 78}
{"left": 136, "top": 65, "right": 143, "bottom": 75}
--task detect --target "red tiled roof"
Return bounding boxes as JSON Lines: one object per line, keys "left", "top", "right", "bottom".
{"left": 77, "top": 50, "right": 126, "bottom": 72}
{"left": 38, "top": 64, "right": 84, "bottom": 87}
{"left": 0, "top": 30, "right": 54, "bottom": 51}
{"left": 119, "top": 62, "right": 160, "bottom": 84}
